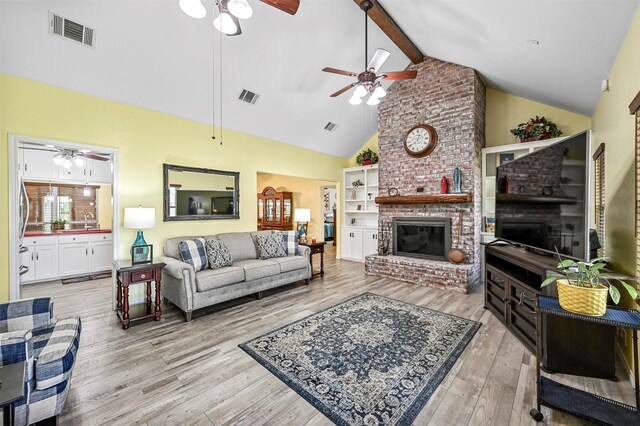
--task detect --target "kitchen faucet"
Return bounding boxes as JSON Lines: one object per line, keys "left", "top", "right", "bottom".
{"left": 84, "top": 212, "right": 94, "bottom": 230}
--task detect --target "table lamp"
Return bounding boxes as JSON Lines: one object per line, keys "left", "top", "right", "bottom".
{"left": 294, "top": 208, "right": 310, "bottom": 243}
{"left": 124, "top": 206, "right": 156, "bottom": 264}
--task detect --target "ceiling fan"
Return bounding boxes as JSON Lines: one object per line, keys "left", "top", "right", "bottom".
{"left": 322, "top": 0, "right": 417, "bottom": 105}
{"left": 179, "top": 0, "right": 300, "bottom": 36}
{"left": 53, "top": 148, "right": 110, "bottom": 169}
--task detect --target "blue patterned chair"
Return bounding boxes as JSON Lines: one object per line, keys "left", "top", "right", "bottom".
{"left": 0, "top": 298, "right": 81, "bottom": 425}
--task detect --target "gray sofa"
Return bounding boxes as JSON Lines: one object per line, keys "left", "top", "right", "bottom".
{"left": 158, "top": 231, "right": 311, "bottom": 321}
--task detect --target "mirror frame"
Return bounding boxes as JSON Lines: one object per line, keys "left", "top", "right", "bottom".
{"left": 163, "top": 163, "right": 240, "bottom": 221}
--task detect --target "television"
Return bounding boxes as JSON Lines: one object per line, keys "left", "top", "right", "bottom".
{"left": 494, "top": 131, "right": 591, "bottom": 260}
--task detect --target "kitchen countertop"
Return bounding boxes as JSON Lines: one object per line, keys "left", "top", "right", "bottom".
{"left": 24, "top": 229, "right": 112, "bottom": 237}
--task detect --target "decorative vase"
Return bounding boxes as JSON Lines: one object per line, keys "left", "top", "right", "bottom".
{"left": 556, "top": 279, "right": 609, "bottom": 316}
{"left": 440, "top": 176, "right": 448, "bottom": 194}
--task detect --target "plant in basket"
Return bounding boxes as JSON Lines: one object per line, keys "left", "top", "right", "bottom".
{"left": 51, "top": 219, "right": 66, "bottom": 231}
{"left": 541, "top": 252, "right": 638, "bottom": 317}
{"left": 356, "top": 148, "right": 379, "bottom": 166}
{"left": 510, "top": 116, "right": 562, "bottom": 142}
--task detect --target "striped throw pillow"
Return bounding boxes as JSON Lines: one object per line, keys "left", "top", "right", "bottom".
{"left": 178, "top": 238, "right": 208, "bottom": 271}
{"left": 272, "top": 230, "right": 299, "bottom": 255}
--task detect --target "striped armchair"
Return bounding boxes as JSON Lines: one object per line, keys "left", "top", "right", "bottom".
{"left": 0, "top": 298, "right": 81, "bottom": 425}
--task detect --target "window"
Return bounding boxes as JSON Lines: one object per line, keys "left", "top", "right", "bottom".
{"left": 593, "top": 143, "right": 605, "bottom": 258}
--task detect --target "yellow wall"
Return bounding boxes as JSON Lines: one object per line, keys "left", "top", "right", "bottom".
{"left": 98, "top": 185, "right": 112, "bottom": 229}
{"left": 348, "top": 133, "right": 379, "bottom": 167}
{"left": 0, "top": 74, "right": 348, "bottom": 301}
{"left": 257, "top": 173, "right": 337, "bottom": 242}
{"left": 591, "top": 6, "right": 640, "bottom": 364}
{"left": 486, "top": 88, "right": 592, "bottom": 147}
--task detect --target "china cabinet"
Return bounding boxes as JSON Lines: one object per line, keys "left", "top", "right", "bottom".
{"left": 257, "top": 187, "right": 293, "bottom": 231}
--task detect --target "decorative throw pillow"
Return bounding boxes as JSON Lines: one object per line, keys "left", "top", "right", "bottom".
{"left": 178, "top": 238, "right": 208, "bottom": 271}
{"left": 205, "top": 239, "right": 233, "bottom": 269}
{"left": 272, "top": 230, "right": 299, "bottom": 256}
{"left": 256, "top": 233, "right": 287, "bottom": 259}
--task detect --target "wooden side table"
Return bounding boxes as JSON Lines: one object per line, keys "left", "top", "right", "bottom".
{"left": 113, "top": 260, "right": 165, "bottom": 329}
{"left": 299, "top": 242, "right": 326, "bottom": 281}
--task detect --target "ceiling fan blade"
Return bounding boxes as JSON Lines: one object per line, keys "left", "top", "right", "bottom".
{"left": 82, "top": 153, "right": 110, "bottom": 161}
{"left": 322, "top": 67, "right": 358, "bottom": 77}
{"left": 330, "top": 83, "right": 357, "bottom": 98}
{"left": 227, "top": 14, "right": 242, "bottom": 36}
{"left": 367, "top": 49, "right": 390, "bottom": 73}
{"left": 259, "top": 0, "right": 300, "bottom": 15}
{"left": 379, "top": 70, "right": 418, "bottom": 80}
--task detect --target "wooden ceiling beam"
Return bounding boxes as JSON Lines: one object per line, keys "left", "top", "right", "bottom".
{"left": 353, "top": 0, "right": 424, "bottom": 64}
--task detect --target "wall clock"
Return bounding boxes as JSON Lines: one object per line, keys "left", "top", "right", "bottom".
{"left": 404, "top": 124, "right": 438, "bottom": 157}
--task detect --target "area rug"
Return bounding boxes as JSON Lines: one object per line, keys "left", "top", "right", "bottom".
{"left": 61, "top": 271, "right": 111, "bottom": 284}
{"left": 239, "top": 292, "right": 481, "bottom": 425}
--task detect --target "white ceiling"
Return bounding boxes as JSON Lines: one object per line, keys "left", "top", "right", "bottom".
{"left": 1, "top": 1, "right": 638, "bottom": 158}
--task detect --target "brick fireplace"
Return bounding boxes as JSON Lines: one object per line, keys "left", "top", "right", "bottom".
{"left": 364, "top": 58, "right": 486, "bottom": 294}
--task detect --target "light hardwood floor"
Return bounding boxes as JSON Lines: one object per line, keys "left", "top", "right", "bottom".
{"left": 22, "top": 246, "right": 635, "bottom": 425}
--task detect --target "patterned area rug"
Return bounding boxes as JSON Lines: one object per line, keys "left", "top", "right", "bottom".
{"left": 239, "top": 293, "right": 481, "bottom": 425}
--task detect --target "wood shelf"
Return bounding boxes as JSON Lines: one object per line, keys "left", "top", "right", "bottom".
{"left": 374, "top": 193, "right": 472, "bottom": 205}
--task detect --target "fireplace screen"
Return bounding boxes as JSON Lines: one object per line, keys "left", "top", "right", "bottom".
{"left": 393, "top": 217, "right": 451, "bottom": 261}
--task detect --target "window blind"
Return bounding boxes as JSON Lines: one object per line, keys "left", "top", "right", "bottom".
{"left": 593, "top": 143, "right": 605, "bottom": 258}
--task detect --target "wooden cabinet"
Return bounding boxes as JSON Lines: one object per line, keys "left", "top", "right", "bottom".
{"left": 484, "top": 245, "right": 615, "bottom": 378}
{"left": 257, "top": 187, "right": 293, "bottom": 231}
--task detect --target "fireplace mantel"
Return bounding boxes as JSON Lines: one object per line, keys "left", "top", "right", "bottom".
{"left": 375, "top": 194, "right": 472, "bottom": 205}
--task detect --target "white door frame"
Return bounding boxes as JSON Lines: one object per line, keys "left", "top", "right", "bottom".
{"left": 8, "top": 134, "right": 119, "bottom": 300}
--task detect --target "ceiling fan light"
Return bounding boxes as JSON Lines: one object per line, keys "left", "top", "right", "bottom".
{"left": 372, "top": 85, "right": 387, "bottom": 98}
{"left": 228, "top": 0, "right": 253, "bottom": 19}
{"left": 366, "top": 96, "right": 380, "bottom": 106}
{"left": 73, "top": 156, "right": 85, "bottom": 167}
{"left": 354, "top": 85, "right": 368, "bottom": 98}
{"left": 62, "top": 158, "right": 72, "bottom": 169}
{"left": 213, "top": 12, "right": 238, "bottom": 35}
{"left": 179, "top": 0, "right": 207, "bottom": 19}
{"left": 53, "top": 154, "right": 64, "bottom": 165}
{"left": 349, "top": 95, "right": 363, "bottom": 105}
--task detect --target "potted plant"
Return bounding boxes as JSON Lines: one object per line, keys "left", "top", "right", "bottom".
{"left": 51, "top": 219, "right": 66, "bottom": 231}
{"left": 510, "top": 116, "right": 563, "bottom": 142}
{"left": 356, "top": 148, "right": 379, "bottom": 166}
{"left": 541, "top": 255, "right": 638, "bottom": 316}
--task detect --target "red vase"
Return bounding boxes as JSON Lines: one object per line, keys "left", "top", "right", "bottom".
{"left": 440, "top": 176, "right": 448, "bottom": 194}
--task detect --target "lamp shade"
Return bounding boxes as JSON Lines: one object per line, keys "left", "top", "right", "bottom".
{"left": 124, "top": 207, "right": 156, "bottom": 229}
{"left": 293, "top": 208, "right": 310, "bottom": 222}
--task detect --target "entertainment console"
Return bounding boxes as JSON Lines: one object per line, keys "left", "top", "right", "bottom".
{"left": 484, "top": 245, "right": 616, "bottom": 379}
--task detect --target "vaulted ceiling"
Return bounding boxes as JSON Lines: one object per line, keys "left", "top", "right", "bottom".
{"left": 1, "top": 0, "right": 638, "bottom": 158}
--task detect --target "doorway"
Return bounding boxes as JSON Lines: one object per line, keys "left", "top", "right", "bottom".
{"left": 8, "top": 134, "right": 119, "bottom": 300}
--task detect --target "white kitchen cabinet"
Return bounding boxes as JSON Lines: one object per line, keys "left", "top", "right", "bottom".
{"left": 89, "top": 233, "right": 113, "bottom": 272}
{"left": 58, "top": 234, "right": 90, "bottom": 277}
{"left": 87, "top": 159, "right": 112, "bottom": 184}
{"left": 21, "top": 236, "right": 59, "bottom": 283}
{"left": 58, "top": 162, "right": 87, "bottom": 182}
{"left": 363, "top": 229, "right": 379, "bottom": 257}
{"left": 20, "top": 148, "right": 56, "bottom": 180}
{"left": 341, "top": 227, "right": 363, "bottom": 261}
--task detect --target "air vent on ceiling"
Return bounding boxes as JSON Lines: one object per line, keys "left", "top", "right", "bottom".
{"left": 324, "top": 122, "right": 338, "bottom": 132}
{"left": 49, "top": 12, "right": 95, "bottom": 48}
{"left": 238, "top": 89, "right": 258, "bottom": 105}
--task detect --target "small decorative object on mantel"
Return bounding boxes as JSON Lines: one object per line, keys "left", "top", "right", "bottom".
{"left": 352, "top": 179, "right": 364, "bottom": 187}
{"left": 355, "top": 148, "right": 379, "bottom": 166}
{"left": 541, "top": 251, "right": 638, "bottom": 316}
{"left": 453, "top": 167, "right": 462, "bottom": 193}
{"left": 440, "top": 176, "right": 448, "bottom": 194}
{"left": 388, "top": 187, "right": 399, "bottom": 196}
{"left": 510, "top": 116, "right": 563, "bottom": 142}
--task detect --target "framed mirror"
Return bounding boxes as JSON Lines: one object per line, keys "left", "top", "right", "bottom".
{"left": 163, "top": 163, "right": 240, "bottom": 221}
